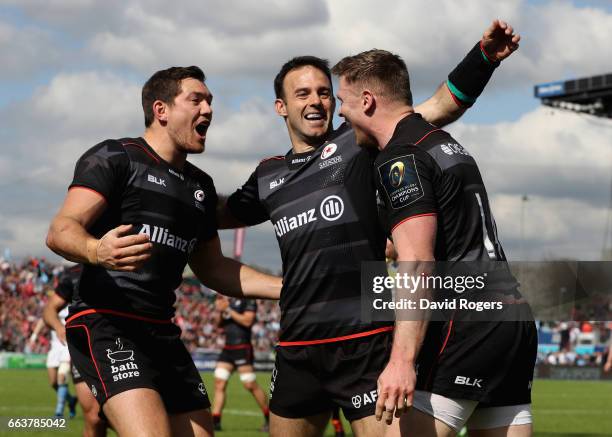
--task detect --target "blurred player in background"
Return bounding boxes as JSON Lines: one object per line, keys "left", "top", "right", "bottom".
{"left": 29, "top": 275, "right": 78, "bottom": 419}
{"left": 218, "top": 20, "right": 519, "bottom": 437}
{"left": 42, "top": 264, "right": 109, "bottom": 437}
{"left": 211, "top": 295, "right": 270, "bottom": 432}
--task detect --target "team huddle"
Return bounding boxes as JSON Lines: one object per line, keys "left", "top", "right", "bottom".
{"left": 45, "top": 19, "right": 536, "bottom": 437}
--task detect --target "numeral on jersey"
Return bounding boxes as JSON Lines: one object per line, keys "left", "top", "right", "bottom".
{"left": 474, "top": 192, "right": 499, "bottom": 260}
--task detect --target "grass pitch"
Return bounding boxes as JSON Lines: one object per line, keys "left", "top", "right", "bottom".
{"left": 0, "top": 370, "right": 610, "bottom": 436}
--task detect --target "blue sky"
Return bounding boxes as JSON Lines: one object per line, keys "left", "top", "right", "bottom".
{"left": 1, "top": 0, "right": 611, "bottom": 269}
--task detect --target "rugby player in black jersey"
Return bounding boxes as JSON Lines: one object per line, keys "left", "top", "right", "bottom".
{"left": 46, "top": 66, "right": 282, "bottom": 437}
{"left": 211, "top": 296, "right": 270, "bottom": 432}
{"left": 219, "top": 20, "right": 521, "bottom": 437}
{"left": 332, "top": 34, "right": 536, "bottom": 437}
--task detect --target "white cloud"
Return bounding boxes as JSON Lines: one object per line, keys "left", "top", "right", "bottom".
{"left": 448, "top": 107, "right": 612, "bottom": 260}
{"left": 0, "top": 20, "right": 62, "bottom": 79}
{"left": 2, "top": 0, "right": 612, "bottom": 267}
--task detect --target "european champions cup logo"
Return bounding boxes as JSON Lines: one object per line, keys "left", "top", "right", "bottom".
{"left": 389, "top": 161, "right": 405, "bottom": 188}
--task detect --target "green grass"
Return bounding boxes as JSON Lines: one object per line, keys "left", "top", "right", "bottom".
{"left": 0, "top": 370, "right": 610, "bottom": 436}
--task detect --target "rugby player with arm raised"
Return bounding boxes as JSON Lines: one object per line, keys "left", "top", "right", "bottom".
{"left": 332, "top": 35, "right": 536, "bottom": 437}
{"left": 219, "top": 20, "right": 521, "bottom": 437}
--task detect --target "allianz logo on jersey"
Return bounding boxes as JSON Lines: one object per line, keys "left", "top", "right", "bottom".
{"left": 272, "top": 195, "right": 344, "bottom": 237}
{"left": 139, "top": 224, "right": 197, "bottom": 254}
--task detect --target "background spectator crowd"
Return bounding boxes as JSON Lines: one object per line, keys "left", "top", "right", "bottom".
{"left": 1, "top": 257, "right": 609, "bottom": 367}
{"left": 0, "top": 257, "right": 281, "bottom": 356}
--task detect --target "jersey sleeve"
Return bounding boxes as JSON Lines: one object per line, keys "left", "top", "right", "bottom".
{"left": 69, "top": 140, "right": 130, "bottom": 201}
{"left": 199, "top": 174, "right": 219, "bottom": 242}
{"left": 244, "top": 299, "right": 257, "bottom": 313}
{"left": 54, "top": 274, "right": 74, "bottom": 302}
{"left": 226, "top": 169, "right": 269, "bottom": 225}
{"left": 376, "top": 145, "right": 438, "bottom": 232}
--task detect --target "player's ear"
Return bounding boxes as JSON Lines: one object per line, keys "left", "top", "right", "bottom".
{"left": 153, "top": 100, "right": 168, "bottom": 123}
{"left": 362, "top": 90, "right": 375, "bottom": 114}
{"left": 275, "top": 98, "right": 288, "bottom": 117}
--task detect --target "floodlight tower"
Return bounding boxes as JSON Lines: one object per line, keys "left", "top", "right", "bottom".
{"left": 534, "top": 73, "right": 612, "bottom": 260}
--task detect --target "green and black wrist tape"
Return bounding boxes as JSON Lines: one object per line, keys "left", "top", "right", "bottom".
{"left": 447, "top": 41, "right": 499, "bottom": 107}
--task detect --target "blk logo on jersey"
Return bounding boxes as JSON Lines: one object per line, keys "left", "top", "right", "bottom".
{"left": 270, "top": 177, "right": 285, "bottom": 190}
{"left": 454, "top": 375, "right": 483, "bottom": 388}
{"left": 378, "top": 154, "right": 424, "bottom": 209}
{"left": 147, "top": 174, "right": 166, "bottom": 187}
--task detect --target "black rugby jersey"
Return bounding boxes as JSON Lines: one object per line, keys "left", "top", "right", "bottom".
{"left": 228, "top": 123, "right": 389, "bottom": 342}
{"left": 375, "top": 113, "right": 507, "bottom": 263}
{"left": 221, "top": 298, "right": 257, "bottom": 346}
{"left": 69, "top": 137, "right": 218, "bottom": 319}
{"left": 55, "top": 264, "right": 82, "bottom": 303}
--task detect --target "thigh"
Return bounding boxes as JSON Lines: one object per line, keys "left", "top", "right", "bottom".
{"left": 103, "top": 388, "right": 170, "bottom": 437}
{"left": 169, "top": 408, "right": 214, "bottom": 437}
{"left": 350, "top": 414, "right": 391, "bottom": 437}
{"left": 154, "top": 328, "right": 211, "bottom": 415}
{"left": 270, "top": 411, "right": 330, "bottom": 437}
{"left": 410, "top": 390, "right": 478, "bottom": 435}
{"left": 324, "top": 333, "right": 392, "bottom": 422}
{"left": 418, "top": 320, "right": 536, "bottom": 405}
{"left": 269, "top": 346, "right": 331, "bottom": 419}
{"left": 74, "top": 381, "right": 98, "bottom": 415}
{"left": 467, "top": 404, "right": 533, "bottom": 435}
{"left": 66, "top": 315, "right": 159, "bottom": 409}
{"left": 398, "top": 407, "right": 457, "bottom": 437}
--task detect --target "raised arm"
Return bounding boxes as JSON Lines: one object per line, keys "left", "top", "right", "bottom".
{"left": 188, "top": 235, "right": 281, "bottom": 300}
{"left": 415, "top": 19, "right": 520, "bottom": 127}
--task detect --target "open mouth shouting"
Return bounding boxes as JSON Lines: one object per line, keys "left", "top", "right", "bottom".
{"left": 195, "top": 120, "right": 210, "bottom": 140}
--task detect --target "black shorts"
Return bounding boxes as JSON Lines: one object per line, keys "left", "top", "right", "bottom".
{"left": 65, "top": 311, "right": 210, "bottom": 414}
{"left": 416, "top": 304, "right": 537, "bottom": 406}
{"left": 217, "top": 344, "right": 254, "bottom": 367}
{"left": 71, "top": 363, "right": 84, "bottom": 385}
{"left": 269, "top": 328, "right": 392, "bottom": 422}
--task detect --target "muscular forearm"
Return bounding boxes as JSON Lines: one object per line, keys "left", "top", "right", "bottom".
{"left": 47, "top": 216, "right": 98, "bottom": 264}
{"left": 389, "top": 320, "right": 428, "bottom": 365}
{"left": 192, "top": 256, "right": 281, "bottom": 300}
{"left": 415, "top": 83, "right": 466, "bottom": 128}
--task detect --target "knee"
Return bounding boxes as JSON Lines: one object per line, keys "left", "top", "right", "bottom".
{"left": 240, "top": 372, "right": 257, "bottom": 391}
{"left": 214, "top": 368, "right": 230, "bottom": 390}
{"left": 84, "top": 407, "right": 103, "bottom": 428}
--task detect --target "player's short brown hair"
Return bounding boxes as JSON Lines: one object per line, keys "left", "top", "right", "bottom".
{"left": 142, "top": 66, "right": 205, "bottom": 127}
{"left": 332, "top": 50, "right": 412, "bottom": 105}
